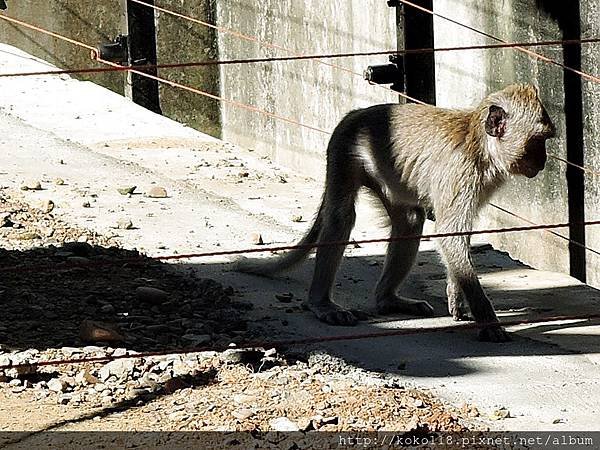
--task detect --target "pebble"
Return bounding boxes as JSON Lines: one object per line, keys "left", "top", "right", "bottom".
{"left": 181, "top": 334, "right": 211, "bottom": 346}
{"left": 20, "top": 180, "right": 42, "bottom": 191}
{"left": 13, "top": 231, "right": 41, "bottom": 241}
{"left": 270, "top": 417, "right": 300, "bottom": 431}
{"left": 67, "top": 256, "right": 91, "bottom": 265}
{"left": 291, "top": 215, "right": 303, "bottom": 222}
{"left": 221, "top": 349, "right": 264, "bottom": 365}
{"left": 164, "top": 377, "right": 189, "bottom": 394}
{"left": 135, "top": 286, "right": 168, "bottom": 304}
{"left": 249, "top": 232, "right": 263, "bottom": 245}
{"left": 116, "top": 218, "right": 134, "bottom": 230}
{"left": 275, "top": 292, "right": 294, "bottom": 303}
{"left": 75, "top": 369, "right": 99, "bottom": 385}
{"left": 54, "top": 178, "right": 65, "bottom": 185}
{"left": 145, "top": 186, "right": 168, "bottom": 198}
{"left": 79, "top": 320, "right": 125, "bottom": 343}
{"left": 112, "top": 348, "right": 128, "bottom": 357}
{"left": 491, "top": 407, "right": 511, "bottom": 420}
{"left": 98, "top": 358, "right": 136, "bottom": 382}
{"left": 0, "top": 213, "right": 10, "bottom": 227}
{"left": 117, "top": 186, "right": 137, "bottom": 195}
{"left": 47, "top": 378, "right": 67, "bottom": 393}
{"left": 40, "top": 199, "right": 55, "bottom": 213}
{"left": 232, "top": 408, "right": 255, "bottom": 421}
{"left": 100, "top": 304, "right": 116, "bottom": 314}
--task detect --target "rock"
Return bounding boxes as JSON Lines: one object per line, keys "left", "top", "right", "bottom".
{"left": 181, "top": 334, "right": 211, "bottom": 346}
{"left": 137, "top": 372, "right": 159, "bottom": 389}
{"left": 221, "top": 349, "right": 264, "bottom": 365}
{"left": 54, "top": 178, "right": 65, "bottom": 185}
{"left": 21, "top": 180, "right": 42, "bottom": 191}
{"left": 13, "top": 231, "right": 40, "bottom": 241}
{"left": 116, "top": 218, "right": 133, "bottom": 230}
{"left": 100, "top": 304, "right": 115, "bottom": 314}
{"left": 0, "top": 213, "right": 11, "bottom": 227}
{"left": 270, "top": 417, "right": 299, "bottom": 431}
{"left": 164, "top": 377, "right": 190, "bottom": 394}
{"left": 491, "top": 407, "right": 511, "bottom": 420}
{"left": 58, "top": 394, "right": 73, "bottom": 405}
{"left": 249, "top": 232, "right": 263, "bottom": 245}
{"left": 75, "top": 369, "right": 99, "bottom": 385}
{"left": 232, "top": 408, "right": 255, "bottom": 421}
{"left": 40, "top": 200, "right": 55, "bottom": 213}
{"left": 291, "top": 215, "right": 303, "bottom": 222}
{"left": 275, "top": 292, "right": 294, "bottom": 303}
{"left": 62, "top": 242, "right": 94, "bottom": 257}
{"left": 82, "top": 201, "right": 91, "bottom": 208}
{"left": 112, "top": 348, "right": 127, "bottom": 357}
{"left": 47, "top": 378, "right": 67, "bottom": 393}
{"left": 135, "top": 286, "right": 168, "bottom": 304}
{"left": 1, "top": 352, "right": 38, "bottom": 379}
{"left": 145, "top": 186, "right": 168, "bottom": 198}
{"left": 79, "top": 320, "right": 124, "bottom": 343}
{"left": 98, "top": 359, "right": 136, "bottom": 382}
{"left": 117, "top": 186, "right": 137, "bottom": 195}
{"left": 67, "top": 256, "right": 91, "bottom": 265}
{"left": 233, "top": 393, "right": 256, "bottom": 404}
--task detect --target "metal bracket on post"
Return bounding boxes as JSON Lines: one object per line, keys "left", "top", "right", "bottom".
{"left": 363, "top": 55, "right": 405, "bottom": 93}
{"left": 96, "top": 35, "right": 129, "bottom": 64}
{"left": 364, "top": 0, "right": 406, "bottom": 94}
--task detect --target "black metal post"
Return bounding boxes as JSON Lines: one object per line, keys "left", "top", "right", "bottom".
{"left": 399, "top": 0, "right": 436, "bottom": 104}
{"left": 536, "top": 0, "right": 586, "bottom": 282}
{"left": 125, "top": 0, "right": 162, "bottom": 114}
{"left": 562, "top": 4, "right": 586, "bottom": 282}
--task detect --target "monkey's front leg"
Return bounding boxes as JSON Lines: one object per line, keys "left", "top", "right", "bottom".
{"left": 438, "top": 235, "right": 510, "bottom": 342}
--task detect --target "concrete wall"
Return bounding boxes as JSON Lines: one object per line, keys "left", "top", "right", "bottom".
{"left": 215, "top": 0, "right": 397, "bottom": 174}
{"left": 0, "top": 0, "right": 123, "bottom": 93}
{"left": 434, "top": 0, "right": 572, "bottom": 278}
{"left": 156, "top": 0, "right": 221, "bottom": 138}
{"left": 0, "top": 1, "right": 221, "bottom": 137}
{"left": 2, "top": 1, "right": 598, "bottom": 285}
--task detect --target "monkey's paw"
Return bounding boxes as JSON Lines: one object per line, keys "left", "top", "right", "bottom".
{"left": 376, "top": 296, "right": 435, "bottom": 317}
{"left": 304, "top": 302, "right": 359, "bottom": 326}
{"left": 451, "top": 308, "right": 474, "bottom": 322}
{"left": 478, "top": 325, "right": 511, "bottom": 343}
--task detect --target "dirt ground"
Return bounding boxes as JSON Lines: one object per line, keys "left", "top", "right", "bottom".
{"left": 0, "top": 189, "right": 484, "bottom": 446}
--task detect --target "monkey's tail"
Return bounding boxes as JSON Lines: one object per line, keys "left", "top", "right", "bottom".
{"left": 232, "top": 210, "right": 323, "bottom": 276}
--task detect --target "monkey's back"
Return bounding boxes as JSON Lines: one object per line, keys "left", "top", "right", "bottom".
{"left": 327, "top": 103, "right": 475, "bottom": 208}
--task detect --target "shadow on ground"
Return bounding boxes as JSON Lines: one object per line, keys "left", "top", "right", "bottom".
{"left": 0, "top": 242, "right": 254, "bottom": 352}
{"left": 1, "top": 241, "right": 599, "bottom": 379}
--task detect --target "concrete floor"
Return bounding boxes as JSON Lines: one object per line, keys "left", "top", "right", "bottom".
{"left": 1, "top": 44, "right": 600, "bottom": 430}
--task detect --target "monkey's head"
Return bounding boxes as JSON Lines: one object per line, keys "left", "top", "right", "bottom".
{"left": 482, "top": 84, "right": 556, "bottom": 178}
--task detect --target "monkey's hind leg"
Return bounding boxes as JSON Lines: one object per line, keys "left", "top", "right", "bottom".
{"left": 374, "top": 206, "right": 435, "bottom": 317}
{"left": 447, "top": 277, "right": 474, "bottom": 321}
{"left": 304, "top": 194, "right": 359, "bottom": 326}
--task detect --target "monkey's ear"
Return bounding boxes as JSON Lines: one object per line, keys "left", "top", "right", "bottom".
{"left": 485, "top": 105, "right": 507, "bottom": 138}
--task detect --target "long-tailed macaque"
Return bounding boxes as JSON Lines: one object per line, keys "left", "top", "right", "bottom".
{"left": 235, "top": 84, "right": 556, "bottom": 342}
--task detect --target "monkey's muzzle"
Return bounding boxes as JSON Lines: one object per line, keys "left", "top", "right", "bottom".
{"left": 516, "top": 137, "right": 548, "bottom": 178}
